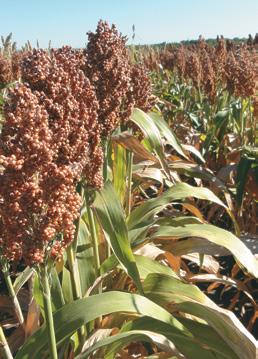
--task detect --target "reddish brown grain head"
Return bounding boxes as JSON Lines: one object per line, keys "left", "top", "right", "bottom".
{"left": 0, "top": 47, "right": 103, "bottom": 265}
{"left": 185, "top": 51, "right": 202, "bottom": 88}
{"left": 129, "top": 63, "right": 156, "bottom": 113}
{"left": 200, "top": 49, "right": 216, "bottom": 102}
{"left": 224, "top": 48, "right": 256, "bottom": 98}
{"left": 85, "top": 20, "right": 132, "bottom": 137}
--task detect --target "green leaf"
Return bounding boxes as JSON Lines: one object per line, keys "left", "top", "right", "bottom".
{"left": 13, "top": 267, "right": 34, "bottom": 295}
{"left": 143, "top": 273, "right": 256, "bottom": 359}
{"left": 182, "top": 144, "right": 205, "bottom": 163}
{"left": 168, "top": 161, "right": 227, "bottom": 191}
{"left": 15, "top": 291, "right": 189, "bottom": 359}
{"left": 32, "top": 273, "right": 44, "bottom": 319}
{"left": 77, "top": 217, "right": 95, "bottom": 296}
{"left": 77, "top": 330, "right": 178, "bottom": 359}
{"left": 202, "top": 110, "right": 229, "bottom": 154}
{"left": 93, "top": 181, "right": 143, "bottom": 293}
{"left": 129, "top": 317, "right": 236, "bottom": 359}
{"left": 128, "top": 182, "right": 228, "bottom": 242}
{"left": 112, "top": 142, "right": 127, "bottom": 202}
{"left": 177, "top": 317, "right": 238, "bottom": 359}
{"left": 149, "top": 111, "right": 187, "bottom": 159}
{"left": 131, "top": 108, "right": 170, "bottom": 179}
{"left": 61, "top": 266, "right": 73, "bottom": 303}
{"left": 134, "top": 255, "right": 179, "bottom": 280}
{"left": 236, "top": 155, "right": 252, "bottom": 207}
{"left": 100, "top": 254, "right": 179, "bottom": 281}
{"left": 144, "top": 273, "right": 211, "bottom": 305}
{"left": 151, "top": 223, "right": 258, "bottom": 277}
{"left": 106, "top": 317, "right": 234, "bottom": 359}
{"left": 131, "top": 109, "right": 164, "bottom": 157}
{"left": 50, "top": 267, "right": 65, "bottom": 311}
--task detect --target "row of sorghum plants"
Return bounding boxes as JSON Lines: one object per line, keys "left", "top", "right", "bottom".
{"left": 142, "top": 37, "right": 257, "bottom": 235}
{"left": 143, "top": 37, "right": 257, "bottom": 101}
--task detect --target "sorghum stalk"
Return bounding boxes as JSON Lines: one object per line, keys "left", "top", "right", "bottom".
{"left": 66, "top": 220, "right": 86, "bottom": 342}
{"left": 67, "top": 245, "right": 82, "bottom": 301}
{"left": 0, "top": 260, "right": 24, "bottom": 327}
{"left": 248, "top": 97, "right": 255, "bottom": 145}
{"left": 66, "top": 245, "right": 85, "bottom": 343}
{"left": 84, "top": 190, "right": 103, "bottom": 328}
{"left": 67, "top": 184, "right": 83, "bottom": 302}
{"left": 84, "top": 191, "right": 101, "bottom": 280}
{"left": 0, "top": 326, "right": 13, "bottom": 359}
{"left": 39, "top": 265, "right": 58, "bottom": 359}
{"left": 240, "top": 100, "right": 245, "bottom": 145}
{"left": 125, "top": 150, "right": 134, "bottom": 217}
{"left": 102, "top": 140, "right": 111, "bottom": 256}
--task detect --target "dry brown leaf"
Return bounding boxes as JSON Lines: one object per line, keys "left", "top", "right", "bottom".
{"left": 181, "top": 203, "right": 205, "bottom": 222}
{"left": 25, "top": 298, "right": 40, "bottom": 338}
{"left": 112, "top": 132, "right": 158, "bottom": 163}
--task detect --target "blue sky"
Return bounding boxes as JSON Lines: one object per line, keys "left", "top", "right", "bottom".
{"left": 1, "top": 0, "right": 258, "bottom": 48}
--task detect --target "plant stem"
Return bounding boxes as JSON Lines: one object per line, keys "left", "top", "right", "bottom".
{"left": 39, "top": 266, "right": 58, "bottom": 359}
{"left": 67, "top": 184, "right": 86, "bottom": 343}
{"left": 248, "top": 97, "right": 254, "bottom": 145}
{"left": 0, "top": 326, "right": 13, "bottom": 359}
{"left": 240, "top": 99, "right": 245, "bottom": 145}
{"left": 84, "top": 190, "right": 102, "bottom": 327}
{"left": 73, "top": 183, "right": 84, "bottom": 253}
{"left": 67, "top": 246, "right": 82, "bottom": 300}
{"left": 66, "top": 244, "right": 85, "bottom": 343}
{"left": 102, "top": 141, "right": 111, "bottom": 257}
{"left": 125, "top": 150, "right": 133, "bottom": 217}
{"left": 67, "top": 185, "right": 83, "bottom": 301}
{"left": 1, "top": 261, "right": 24, "bottom": 327}
{"left": 85, "top": 192, "right": 101, "bottom": 279}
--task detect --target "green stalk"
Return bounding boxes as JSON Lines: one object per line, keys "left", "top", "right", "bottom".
{"left": 66, "top": 184, "right": 83, "bottom": 301}
{"left": 125, "top": 150, "right": 133, "bottom": 217}
{"left": 0, "top": 326, "right": 13, "bottom": 359}
{"left": 39, "top": 266, "right": 58, "bottom": 359}
{"left": 85, "top": 190, "right": 102, "bottom": 327}
{"left": 67, "top": 185, "right": 86, "bottom": 344}
{"left": 102, "top": 140, "right": 111, "bottom": 257}
{"left": 67, "top": 246, "right": 82, "bottom": 300}
{"left": 248, "top": 97, "right": 254, "bottom": 145}
{"left": 67, "top": 183, "right": 83, "bottom": 301}
{"left": 197, "top": 86, "right": 202, "bottom": 106}
{"left": 1, "top": 261, "right": 24, "bottom": 327}
{"left": 85, "top": 191, "right": 101, "bottom": 278}
{"left": 240, "top": 99, "right": 245, "bottom": 145}
{"left": 66, "top": 244, "right": 85, "bottom": 343}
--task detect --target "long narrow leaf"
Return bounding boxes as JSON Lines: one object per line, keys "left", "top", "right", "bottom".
{"left": 93, "top": 181, "right": 143, "bottom": 293}
{"left": 15, "top": 291, "right": 190, "bottom": 359}
{"left": 143, "top": 273, "right": 256, "bottom": 359}
{"left": 151, "top": 224, "right": 258, "bottom": 277}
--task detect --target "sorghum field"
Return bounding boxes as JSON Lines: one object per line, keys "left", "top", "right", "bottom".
{"left": 0, "top": 21, "right": 257, "bottom": 359}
